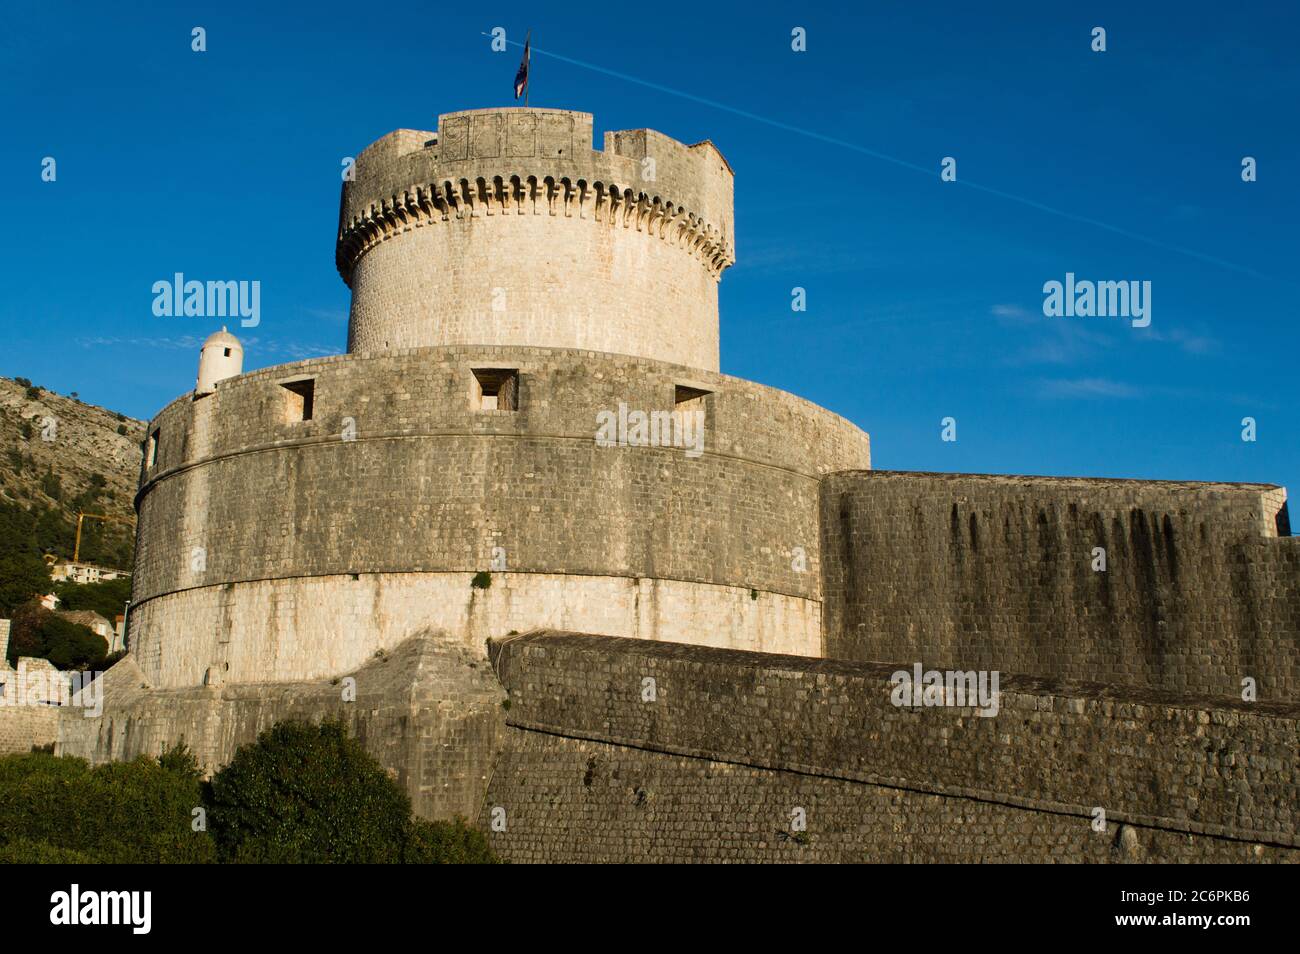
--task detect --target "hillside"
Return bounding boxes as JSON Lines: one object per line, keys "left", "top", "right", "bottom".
{"left": 0, "top": 375, "right": 145, "bottom": 572}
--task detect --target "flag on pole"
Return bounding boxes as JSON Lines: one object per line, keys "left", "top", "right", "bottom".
{"left": 514, "top": 34, "right": 531, "bottom": 101}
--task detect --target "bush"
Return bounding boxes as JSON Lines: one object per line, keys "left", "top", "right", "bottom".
{"left": 0, "top": 747, "right": 214, "bottom": 863}
{"left": 406, "top": 817, "right": 499, "bottom": 864}
{"left": 0, "top": 552, "right": 50, "bottom": 619}
{"left": 207, "top": 720, "right": 497, "bottom": 864}
{"left": 0, "top": 723, "right": 499, "bottom": 865}
{"left": 6, "top": 603, "right": 108, "bottom": 669}
{"left": 40, "top": 470, "right": 61, "bottom": 502}
{"left": 53, "top": 575, "right": 131, "bottom": 620}
{"left": 0, "top": 838, "right": 95, "bottom": 863}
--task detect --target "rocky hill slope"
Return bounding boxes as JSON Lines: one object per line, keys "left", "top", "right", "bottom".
{"left": 0, "top": 376, "right": 145, "bottom": 569}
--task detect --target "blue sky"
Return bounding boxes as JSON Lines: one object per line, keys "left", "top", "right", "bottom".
{"left": 2, "top": 1, "right": 1296, "bottom": 493}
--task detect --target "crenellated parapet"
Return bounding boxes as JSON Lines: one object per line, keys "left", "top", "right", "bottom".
{"left": 336, "top": 109, "right": 736, "bottom": 370}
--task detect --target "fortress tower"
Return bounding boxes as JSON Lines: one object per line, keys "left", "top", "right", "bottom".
{"left": 59, "top": 108, "right": 1299, "bottom": 857}
{"left": 123, "top": 108, "right": 871, "bottom": 690}
{"left": 338, "top": 108, "right": 735, "bottom": 370}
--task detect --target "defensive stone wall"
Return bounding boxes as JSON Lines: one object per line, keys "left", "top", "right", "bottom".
{"left": 0, "top": 655, "right": 64, "bottom": 755}
{"left": 821, "top": 471, "right": 1299, "bottom": 700}
{"left": 57, "top": 634, "right": 505, "bottom": 821}
{"left": 0, "top": 705, "right": 59, "bottom": 756}
{"left": 481, "top": 632, "right": 1300, "bottom": 863}
{"left": 130, "top": 345, "right": 870, "bottom": 687}
{"left": 339, "top": 109, "right": 735, "bottom": 370}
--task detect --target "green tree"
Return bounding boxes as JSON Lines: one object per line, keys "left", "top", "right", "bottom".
{"left": 406, "top": 816, "right": 499, "bottom": 864}
{"left": 5, "top": 603, "right": 107, "bottom": 669}
{"left": 53, "top": 575, "right": 131, "bottom": 619}
{"left": 207, "top": 720, "right": 498, "bottom": 864}
{"left": 0, "top": 499, "right": 52, "bottom": 616}
{"left": 0, "top": 553, "right": 50, "bottom": 618}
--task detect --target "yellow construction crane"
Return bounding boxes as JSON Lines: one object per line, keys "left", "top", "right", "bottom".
{"left": 73, "top": 511, "right": 135, "bottom": 564}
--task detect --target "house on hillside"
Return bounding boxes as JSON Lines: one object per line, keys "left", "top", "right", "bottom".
{"left": 50, "top": 561, "right": 128, "bottom": 585}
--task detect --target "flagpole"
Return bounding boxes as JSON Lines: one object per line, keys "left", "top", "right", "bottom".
{"left": 524, "top": 30, "right": 531, "bottom": 107}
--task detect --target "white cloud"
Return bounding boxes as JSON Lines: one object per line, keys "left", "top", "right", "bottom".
{"left": 1035, "top": 377, "right": 1143, "bottom": 399}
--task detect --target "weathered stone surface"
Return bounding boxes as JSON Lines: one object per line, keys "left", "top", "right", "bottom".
{"left": 58, "top": 633, "right": 505, "bottom": 820}
{"left": 481, "top": 633, "right": 1300, "bottom": 862}
{"left": 130, "top": 345, "right": 869, "bottom": 686}
{"left": 486, "top": 734, "right": 1289, "bottom": 863}
{"left": 45, "top": 109, "right": 1298, "bottom": 865}
{"left": 822, "top": 471, "right": 1299, "bottom": 700}
{"left": 338, "top": 109, "right": 735, "bottom": 371}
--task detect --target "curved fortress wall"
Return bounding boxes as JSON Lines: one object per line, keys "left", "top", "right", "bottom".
{"left": 130, "top": 346, "right": 870, "bottom": 688}
{"left": 339, "top": 110, "right": 735, "bottom": 371}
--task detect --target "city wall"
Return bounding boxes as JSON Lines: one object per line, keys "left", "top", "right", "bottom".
{"left": 57, "top": 633, "right": 504, "bottom": 821}
{"left": 821, "top": 471, "right": 1299, "bottom": 700}
{"left": 481, "top": 632, "right": 1300, "bottom": 863}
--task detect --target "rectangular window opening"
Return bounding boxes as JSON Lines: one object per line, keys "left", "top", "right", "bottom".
{"left": 472, "top": 368, "right": 519, "bottom": 411}
{"left": 282, "top": 379, "right": 315, "bottom": 422}
{"left": 674, "top": 384, "right": 712, "bottom": 409}
{"left": 1276, "top": 500, "right": 1292, "bottom": 537}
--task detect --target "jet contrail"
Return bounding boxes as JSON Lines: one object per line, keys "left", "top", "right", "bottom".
{"left": 483, "top": 34, "right": 1283, "bottom": 283}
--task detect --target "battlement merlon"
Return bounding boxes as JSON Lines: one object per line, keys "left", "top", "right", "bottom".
{"left": 336, "top": 108, "right": 736, "bottom": 285}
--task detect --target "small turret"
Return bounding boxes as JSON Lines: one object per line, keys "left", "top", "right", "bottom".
{"left": 195, "top": 327, "right": 243, "bottom": 395}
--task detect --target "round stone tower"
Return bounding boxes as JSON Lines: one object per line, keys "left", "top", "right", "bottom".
{"left": 337, "top": 108, "right": 735, "bottom": 371}
{"left": 126, "top": 108, "right": 870, "bottom": 691}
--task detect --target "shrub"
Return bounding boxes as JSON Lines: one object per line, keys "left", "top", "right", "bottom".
{"left": 406, "top": 816, "right": 499, "bottom": 864}
{"left": 0, "top": 553, "right": 50, "bottom": 620}
{"left": 40, "top": 470, "right": 61, "bottom": 502}
{"left": 0, "top": 838, "right": 95, "bottom": 863}
{"left": 0, "top": 746, "right": 214, "bottom": 863}
{"left": 207, "top": 720, "right": 414, "bottom": 863}
{"left": 207, "top": 720, "right": 497, "bottom": 864}
{"left": 53, "top": 574, "right": 131, "bottom": 620}
{"left": 6, "top": 604, "right": 108, "bottom": 669}
{"left": 471, "top": 571, "right": 492, "bottom": 589}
